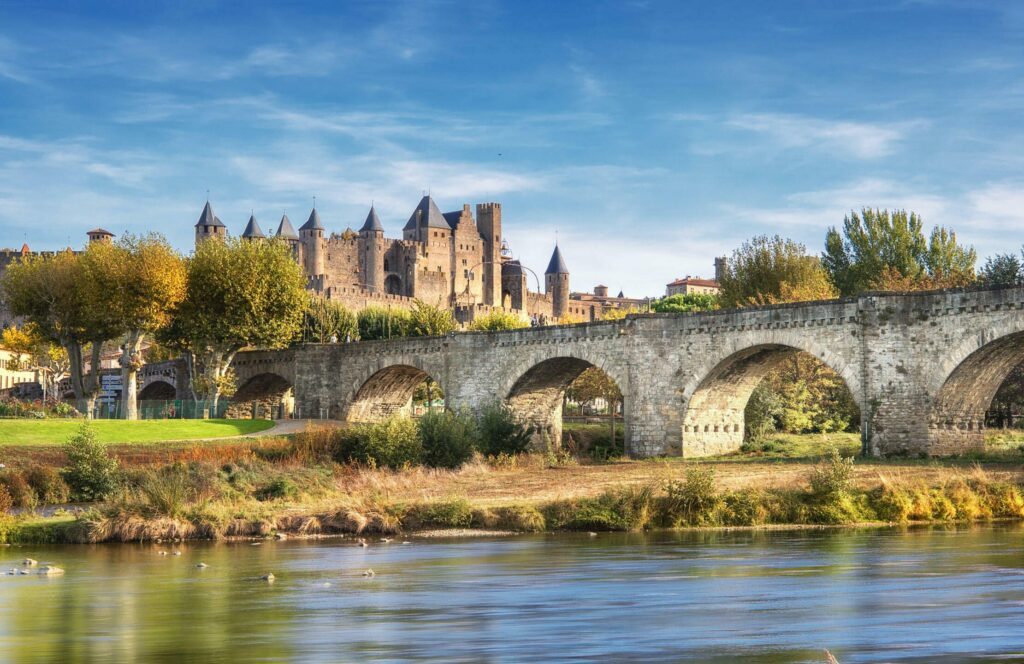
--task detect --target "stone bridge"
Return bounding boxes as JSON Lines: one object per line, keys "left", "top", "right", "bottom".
{"left": 143, "top": 285, "right": 1024, "bottom": 457}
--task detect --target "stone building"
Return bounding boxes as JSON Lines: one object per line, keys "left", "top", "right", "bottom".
{"left": 196, "top": 195, "right": 635, "bottom": 325}
{"left": 665, "top": 276, "right": 720, "bottom": 297}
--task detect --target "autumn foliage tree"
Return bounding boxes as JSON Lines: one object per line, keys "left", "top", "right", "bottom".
{"left": 718, "top": 235, "right": 836, "bottom": 308}
{"left": 565, "top": 366, "right": 624, "bottom": 450}
{"left": 163, "top": 237, "right": 307, "bottom": 411}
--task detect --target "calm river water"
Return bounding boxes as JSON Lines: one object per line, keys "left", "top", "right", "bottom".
{"left": 1, "top": 525, "right": 1023, "bottom": 662}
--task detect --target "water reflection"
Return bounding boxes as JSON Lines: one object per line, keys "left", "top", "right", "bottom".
{"left": 0, "top": 525, "right": 1022, "bottom": 662}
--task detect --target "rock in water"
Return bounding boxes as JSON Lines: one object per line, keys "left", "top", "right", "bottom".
{"left": 362, "top": 569, "right": 375, "bottom": 577}
{"left": 196, "top": 563, "right": 208, "bottom": 569}
{"left": 261, "top": 573, "right": 275, "bottom": 582}
{"left": 22, "top": 558, "right": 37, "bottom": 566}
{"left": 274, "top": 533, "right": 287, "bottom": 541}
{"left": 37, "top": 566, "right": 64, "bottom": 576}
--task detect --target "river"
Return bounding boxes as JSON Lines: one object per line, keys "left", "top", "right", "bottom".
{"left": 1, "top": 525, "right": 1022, "bottom": 662}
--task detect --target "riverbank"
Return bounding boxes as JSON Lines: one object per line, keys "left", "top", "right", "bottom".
{"left": 2, "top": 427, "right": 1023, "bottom": 544}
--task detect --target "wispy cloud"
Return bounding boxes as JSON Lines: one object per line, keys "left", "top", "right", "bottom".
{"left": 725, "top": 113, "right": 920, "bottom": 159}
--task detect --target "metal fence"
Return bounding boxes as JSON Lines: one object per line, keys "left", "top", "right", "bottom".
{"left": 91, "top": 399, "right": 234, "bottom": 420}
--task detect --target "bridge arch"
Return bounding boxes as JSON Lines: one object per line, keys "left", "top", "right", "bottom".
{"left": 500, "top": 352, "right": 629, "bottom": 453}
{"left": 138, "top": 380, "right": 176, "bottom": 400}
{"left": 681, "top": 339, "right": 862, "bottom": 457}
{"left": 228, "top": 372, "right": 294, "bottom": 419}
{"left": 927, "top": 327, "right": 1024, "bottom": 454}
{"left": 346, "top": 362, "right": 446, "bottom": 423}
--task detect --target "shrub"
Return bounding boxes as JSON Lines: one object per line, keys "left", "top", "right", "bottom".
{"left": 418, "top": 410, "right": 478, "bottom": 469}
{"left": 52, "top": 402, "right": 80, "bottom": 418}
{"left": 407, "top": 498, "right": 474, "bottom": 528}
{"left": 357, "top": 306, "right": 413, "bottom": 340}
{"left": 721, "top": 489, "right": 770, "bottom": 526}
{"left": 808, "top": 449, "right": 854, "bottom": 498}
{"left": 409, "top": 300, "right": 456, "bottom": 337}
{"left": 469, "top": 311, "right": 528, "bottom": 331}
{"left": 0, "top": 485, "right": 12, "bottom": 514}
{"left": 544, "top": 485, "right": 655, "bottom": 531}
{"left": 661, "top": 465, "right": 720, "bottom": 526}
{"left": 62, "top": 423, "right": 120, "bottom": 501}
{"left": 255, "top": 478, "right": 300, "bottom": 502}
{"left": 478, "top": 402, "right": 534, "bottom": 456}
{"left": 288, "top": 426, "right": 342, "bottom": 464}
{"left": 336, "top": 416, "right": 422, "bottom": 468}
{"left": 0, "top": 470, "right": 35, "bottom": 508}
{"left": 137, "top": 465, "right": 199, "bottom": 517}
{"left": 23, "top": 465, "right": 71, "bottom": 504}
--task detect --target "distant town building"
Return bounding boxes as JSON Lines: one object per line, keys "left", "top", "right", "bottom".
{"left": 0, "top": 347, "right": 37, "bottom": 391}
{"left": 665, "top": 276, "right": 720, "bottom": 297}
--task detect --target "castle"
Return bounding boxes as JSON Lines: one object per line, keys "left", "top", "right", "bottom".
{"left": 0, "top": 196, "right": 646, "bottom": 330}
{"left": 194, "top": 195, "right": 645, "bottom": 325}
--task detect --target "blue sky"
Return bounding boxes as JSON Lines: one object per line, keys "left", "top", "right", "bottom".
{"left": 2, "top": 0, "right": 1023, "bottom": 297}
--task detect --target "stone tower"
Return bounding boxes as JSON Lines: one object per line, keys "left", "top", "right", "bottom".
{"left": 298, "top": 207, "right": 325, "bottom": 277}
{"left": 714, "top": 256, "right": 727, "bottom": 283}
{"left": 87, "top": 228, "right": 114, "bottom": 244}
{"left": 275, "top": 214, "right": 301, "bottom": 262}
{"left": 545, "top": 245, "right": 570, "bottom": 320}
{"left": 241, "top": 214, "right": 265, "bottom": 241}
{"left": 476, "top": 202, "right": 503, "bottom": 306}
{"left": 359, "top": 205, "right": 385, "bottom": 293}
{"left": 194, "top": 201, "right": 226, "bottom": 247}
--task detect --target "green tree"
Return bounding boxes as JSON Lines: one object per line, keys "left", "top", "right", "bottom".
{"left": 164, "top": 237, "right": 307, "bottom": 411}
{"left": 409, "top": 300, "right": 456, "bottom": 337}
{"left": 565, "top": 367, "right": 623, "bottom": 450}
{"left": 468, "top": 310, "right": 529, "bottom": 331}
{"left": 302, "top": 297, "right": 359, "bottom": 343}
{"left": 823, "top": 209, "right": 976, "bottom": 296}
{"left": 719, "top": 236, "right": 836, "bottom": 308}
{"left": 1, "top": 247, "right": 119, "bottom": 415}
{"left": 650, "top": 293, "right": 720, "bottom": 313}
{"left": 979, "top": 252, "right": 1022, "bottom": 286}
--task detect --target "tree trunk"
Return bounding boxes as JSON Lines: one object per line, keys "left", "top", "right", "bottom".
{"left": 83, "top": 342, "right": 103, "bottom": 417}
{"left": 120, "top": 331, "right": 145, "bottom": 420}
{"left": 64, "top": 341, "right": 89, "bottom": 417}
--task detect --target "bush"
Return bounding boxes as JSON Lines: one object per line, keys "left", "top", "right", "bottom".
{"left": 407, "top": 498, "right": 475, "bottom": 528}
{"left": 469, "top": 311, "right": 528, "bottom": 331}
{"left": 661, "top": 466, "right": 720, "bottom": 526}
{"left": 478, "top": 402, "right": 534, "bottom": 456}
{"left": 418, "top": 410, "right": 478, "bottom": 469}
{"left": 52, "top": 402, "right": 80, "bottom": 418}
{"left": 255, "top": 478, "right": 300, "bottom": 502}
{"left": 357, "top": 306, "right": 413, "bottom": 340}
{"left": 809, "top": 449, "right": 854, "bottom": 498}
{"left": 136, "top": 465, "right": 199, "bottom": 517}
{"left": 409, "top": 300, "right": 456, "bottom": 337}
{"left": 0, "top": 470, "right": 35, "bottom": 508}
{"left": 23, "top": 465, "right": 71, "bottom": 504}
{"left": 337, "top": 416, "right": 422, "bottom": 468}
{"left": 62, "top": 423, "right": 120, "bottom": 501}
{"left": 0, "top": 485, "right": 12, "bottom": 514}
{"left": 544, "top": 485, "right": 656, "bottom": 531}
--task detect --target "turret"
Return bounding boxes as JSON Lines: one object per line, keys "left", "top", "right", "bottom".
{"left": 241, "top": 214, "right": 265, "bottom": 241}
{"left": 298, "top": 207, "right": 325, "bottom": 277}
{"left": 545, "top": 245, "right": 570, "bottom": 320}
{"left": 275, "top": 214, "right": 301, "bottom": 262}
{"left": 194, "top": 201, "right": 226, "bottom": 247}
{"left": 476, "top": 202, "right": 502, "bottom": 306}
{"left": 714, "top": 256, "right": 727, "bottom": 283}
{"left": 359, "top": 205, "right": 385, "bottom": 293}
{"left": 87, "top": 228, "right": 114, "bottom": 244}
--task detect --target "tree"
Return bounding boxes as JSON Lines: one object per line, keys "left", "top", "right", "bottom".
{"left": 718, "top": 236, "right": 836, "bottom": 308}
{"left": 409, "top": 300, "right": 456, "bottom": 337}
{"left": 95, "top": 234, "right": 186, "bottom": 420}
{"left": 979, "top": 252, "right": 1023, "bottom": 286}
{"left": 650, "top": 293, "right": 720, "bottom": 313}
{"left": 302, "top": 297, "right": 358, "bottom": 343}
{"left": 1, "top": 247, "right": 119, "bottom": 415}
{"left": 0, "top": 324, "right": 70, "bottom": 403}
{"left": 357, "top": 306, "right": 413, "bottom": 340}
{"left": 565, "top": 367, "right": 623, "bottom": 450}
{"left": 469, "top": 310, "right": 529, "bottom": 331}
{"left": 164, "top": 237, "right": 307, "bottom": 412}
{"left": 601, "top": 306, "right": 639, "bottom": 321}
{"left": 823, "top": 209, "right": 976, "bottom": 296}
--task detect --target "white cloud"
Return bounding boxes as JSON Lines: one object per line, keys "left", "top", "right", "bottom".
{"left": 725, "top": 113, "right": 919, "bottom": 159}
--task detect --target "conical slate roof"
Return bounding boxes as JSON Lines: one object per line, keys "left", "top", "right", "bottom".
{"left": 545, "top": 245, "right": 569, "bottom": 274}
{"left": 195, "top": 201, "right": 224, "bottom": 228}
{"left": 299, "top": 208, "right": 324, "bottom": 232}
{"left": 403, "top": 195, "right": 450, "bottom": 232}
{"left": 360, "top": 206, "right": 384, "bottom": 233}
{"left": 276, "top": 214, "right": 298, "bottom": 240}
{"left": 242, "top": 214, "right": 265, "bottom": 239}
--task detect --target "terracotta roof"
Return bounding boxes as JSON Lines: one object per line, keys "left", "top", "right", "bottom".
{"left": 667, "top": 277, "right": 719, "bottom": 288}
{"left": 87, "top": 228, "right": 114, "bottom": 236}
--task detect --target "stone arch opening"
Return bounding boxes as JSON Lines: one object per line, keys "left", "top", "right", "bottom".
{"left": 505, "top": 357, "right": 627, "bottom": 453}
{"left": 683, "top": 344, "right": 860, "bottom": 458}
{"left": 227, "top": 372, "right": 294, "bottom": 420}
{"left": 347, "top": 364, "right": 444, "bottom": 423}
{"left": 384, "top": 274, "right": 402, "bottom": 295}
{"left": 930, "top": 331, "right": 1024, "bottom": 454}
{"left": 138, "top": 380, "right": 176, "bottom": 400}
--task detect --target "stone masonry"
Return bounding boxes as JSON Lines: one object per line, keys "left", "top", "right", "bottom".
{"left": 144, "top": 284, "right": 1024, "bottom": 458}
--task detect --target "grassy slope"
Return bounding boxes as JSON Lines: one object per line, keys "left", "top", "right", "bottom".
{"left": 0, "top": 419, "right": 275, "bottom": 446}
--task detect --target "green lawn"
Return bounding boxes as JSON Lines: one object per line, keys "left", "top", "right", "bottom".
{"left": 0, "top": 418, "right": 276, "bottom": 446}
